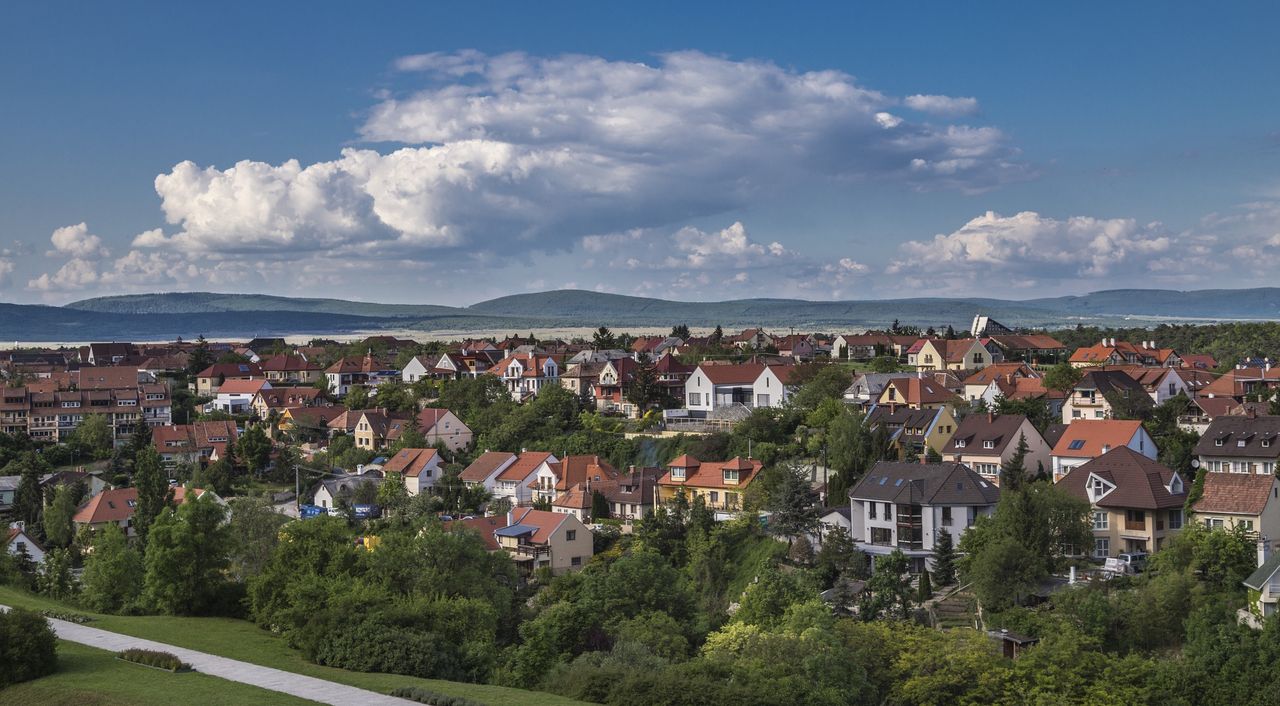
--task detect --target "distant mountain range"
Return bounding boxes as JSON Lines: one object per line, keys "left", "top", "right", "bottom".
{"left": 0, "top": 287, "right": 1269, "bottom": 342}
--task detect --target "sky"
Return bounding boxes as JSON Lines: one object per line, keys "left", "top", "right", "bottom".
{"left": 2, "top": 1, "right": 1279, "bottom": 305}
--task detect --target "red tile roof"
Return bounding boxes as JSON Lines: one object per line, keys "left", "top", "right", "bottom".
{"left": 1193, "top": 473, "right": 1277, "bottom": 516}
{"left": 460, "top": 451, "right": 517, "bottom": 483}
{"left": 445, "top": 515, "right": 509, "bottom": 551}
{"left": 382, "top": 448, "right": 440, "bottom": 478}
{"left": 658, "top": 456, "right": 762, "bottom": 489}
{"left": 496, "top": 451, "right": 554, "bottom": 482}
{"left": 508, "top": 507, "right": 570, "bottom": 544}
{"left": 1051, "top": 420, "right": 1145, "bottom": 458}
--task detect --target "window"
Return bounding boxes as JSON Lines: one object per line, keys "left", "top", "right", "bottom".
{"left": 941, "top": 507, "right": 952, "bottom": 526}
{"left": 723, "top": 469, "right": 739, "bottom": 483}
{"left": 955, "top": 439, "right": 966, "bottom": 448}
{"left": 983, "top": 440, "right": 995, "bottom": 449}
{"left": 1072, "top": 409, "right": 1081, "bottom": 419}
{"left": 1093, "top": 511, "right": 1109, "bottom": 530}
{"left": 1168, "top": 509, "right": 1183, "bottom": 530}
{"left": 571, "top": 556, "right": 582, "bottom": 567}
{"left": 671, "top": 467, "right": 686, "bottom": 481}
{"left": 1205, "top": 518, "right": 1225, "bottom": 528}
{"left": 884, "top": 503, "right": 893, "bottom": 521}
{"left": 709, "top": 491, "right": 719, "bottom": 504}
{"left": 1242, "top": 519, "right": 1255, "bottom": 531}
{"left": 1068, "top": 439, "right": 1085, "bottom": 450}
{"left": 869, "top": 502, "right": 877, "bottom": 520}
{"left": 565, "top": 530, "right": 577, "bottom": 541}
{"left": 756, "top": 394, "right": 770, "bottom": 407}
{"left": 1094, "top": 410, "right": 1105, "bottom": 418}
{"left": 1094, "top": 538, "right": 1110, "bottom": 558}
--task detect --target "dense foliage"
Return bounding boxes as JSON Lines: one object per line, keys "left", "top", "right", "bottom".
{"left": 0, "top": 609, "right": 57, "bottom": 687}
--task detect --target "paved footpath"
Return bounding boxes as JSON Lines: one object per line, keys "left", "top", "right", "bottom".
{"left": 2, "top": 605, "right": 415, "bottom": 706}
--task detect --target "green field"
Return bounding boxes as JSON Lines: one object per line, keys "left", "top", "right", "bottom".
{"left": 0, "top": 641, "right": 314, "bottom": 705}
{"left": 0, "top": 587, "right": 586, "bottom": 706}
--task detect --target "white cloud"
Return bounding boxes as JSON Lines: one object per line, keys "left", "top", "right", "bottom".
{"left": 48, "top": 223, "right": 108, "bottom": 258}
{"left": 903, "top": 94, "right": 980, "bottom": 116}
{"left": 130, "top": 50, "right": 1025, "bottom": 268}
{"left": 29, "top": 258, "right": 99, "bottom": 290}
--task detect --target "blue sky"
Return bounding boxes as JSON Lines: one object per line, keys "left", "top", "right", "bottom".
{"left": 2, "top": 1, "right": 1278, "bottom": 304}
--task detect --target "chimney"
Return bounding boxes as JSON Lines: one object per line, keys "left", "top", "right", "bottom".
{"left": 1101, "top": 445, "right": 1111, "bottom": 454}
{"left": 1249, "top": 406, "right": 1258, "bottom": 419}
{"left": 1259, "top": 536, "right": 1271, "bottom": 568}
{"left": 987, "top": 411, "right": 994, "bottom": 424}
{"left": 507, "top": 508, "right": 515, "bottom": 526}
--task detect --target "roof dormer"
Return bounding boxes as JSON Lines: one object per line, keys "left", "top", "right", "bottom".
{"left": 1166, "top": 474, "right": 1184, "bottom": 496}
{"left": 1086, "top": 473, "right": 1116, "bottom": 504}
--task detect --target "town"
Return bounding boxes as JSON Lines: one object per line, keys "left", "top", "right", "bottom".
{"left": 4, "top": 314, "right": 1280, "bottom": 704}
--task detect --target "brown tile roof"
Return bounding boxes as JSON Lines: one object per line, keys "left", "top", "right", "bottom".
{"left": 1051, "top": 420, "right": 1145, "bottom": 459}
{"left": 1193, "top": 473, "right": 1277, "bottom": 516}
{"left": 197, "top": 362, "right": 263, "bottom": 379}
{"left": 961, "top": 363, "right": 1039, "bottom": 386}
{"left": 460, "top": 452, "right": 517, "bottom": 483}
{"left": 850, "top": 461, "right": 1000, "bottom": 505}
{"left": 695, "top": 362, "right": 766, "bottom": 385}
{"left": 538, "top": 455, "right": 620, "bottom": 492}
{"left": 445, "top": 515, "right": 509, "bottom": 551}
{"left": 382, "top": 447, "right": 440, "bottom": 478}
{"left": 882, "top": 377, "right": 959, "bottom": 406}
{"left": 1058, "top": 447, "right": 1184, "bottom": 510}
{"left": 76, "top": 367, "right": 142, "bottom": 390}
{"left": 496, "top": 451, "right": 554, "bottom": 482}
{"left": 658, "top": 456, "right": 762, "bottom": 489}
{"left": 508, "top": 507, "right": 570, "bottom": 544}
{"left": 73, "top": 486, "right": 207, "bottom": 525}
{"left": 259, "top": 354, "right": 321, "bottom": 372}
{"left": 216, "top": 379, "right": 268, "bottom": 395}
{"left": 943, "top": 414, "right": 1034, "bottom": 456}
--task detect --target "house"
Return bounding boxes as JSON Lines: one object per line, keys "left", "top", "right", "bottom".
{"left": 1061, "top": 369, "right": 1149, "bottom": 423}
{"left": 0, "top": 476, "right": 19, "bottom": 514}
{"left": 561, "top": 361, "right": 606, "bottom": 400}
{"left": 1069, "top": 339, "right": 1180, "bottom": 368}
{"left": 684, "top": 363, "right": 761, "bottom": 413}
{"left": 73, "top": 485, "right": 215, "bottom": 536}
{"left": 79, "top": 342, "right": 136, "bottom": 366}
{"left": 352, "top": 410, "right": 413, "bottom": 450}
{"left": 833, "top": 333, "right": 903, "bottom": 360}
{"left": 195, "top": 362, "right": 263, "bottom": 396}
{"left": 848, "top": 461, "right": 1000, "bottom": 573}
{"left": 728, "top": 328, "right": 775, "bottom": 350}
{"left": 1057, "top": 447, "right": 1186, "bottom": 558}
{"left": 961, "top": 363, "right": 1039, "bottom": 402}
{"left": 819, "top": 506, "right": 853, "bottom": 539}
{"left": 1194, "top": 414, "right": 1280, "bottom": 474}
{"left": 865, "top": 405, "right": 957, "bottom": 460}
{"left": 909, "top": 338, "right": 989, "bottom": 372}
{"left": 152, "top": 420, "right": 239, "bottom": 468}
{"left": 532, "top": 454, "right": 621, "bottom": 504}
{"left": 630, "top": 336, "right": 683, "bottom": 361}
{"left": 459, "top": 451, "right": 518, "bottom": 491}
{"left": 592, "top": 358, "right": 639, "bottom": 416}
{"left": 978, "top": 376, "right": 1067, "bottom": 418}
{"left": 1191, "top": 473, "right": 1280, "bottom": 542}
{"left": 258, "top": 354, "right": 323, "bottom": 385}
{"left": 0, "top": 376, "right": 173, "bottom": 443}
{"left": 496, "top": 507, "right": 594, "bottom": 574}
{"left": 876, "top": 375, "right": 961, "bottom": 410}
{"left": 489, "top": 353, "right": 561, "bottom": 402}
{"left": 4, "top": 524, "right": 45, "bottom": 565}
{"left": 843, "top": 373, "right": 909, "bottom": 408}
{"left": 400, "top": 355, "right": 440, "bottom": 383}
{"left": 324, "top": 353, "right": 399, "bottom": 397}
{"left": 1050, "top": 419, "right": 1156, "bottom": 481}
{"left": 657, "top": 455, "right": 763, "bottom": 512}
{"left": 492, "top": 451, "right": 558, "bottom": 505}
{"left": 207, "top": 379, "right": 270, "bottom": 414}
{"left": 383, "top": 447, "right": 442, "bottom": 495}
{"left": 313, "top": 471, "right": 383, "bottom": 510}
{"left": 596, "top": 466, "right": 662, "bottom": 521}
{"left": 1244, "top": 543, "right": 1280, "bottom": 626}
{"left": 982, "top": 334, "right": 1067, "bottom": 364}
{"left": 653, "top": 353, "right": 695, "bottom": 399}
{"left": 775, "top": 334, "right": 817, "bottom": 361}
{"left": 412, "top": 408, "right": 472, "bottom": 452}
{"left": 279, "top": 406, "right": 345, "bottom": 439}
{"left": 942, "top": 414, "right": 1052, "bottom": 484}
{"left": 252, "top": 386, "right": 326, "bottom": 420}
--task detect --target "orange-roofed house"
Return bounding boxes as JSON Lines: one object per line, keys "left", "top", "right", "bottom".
{"left": 73, "top": 485, "right": 218, "bottom": 537}
{"left": 382, "top": 447, "right": 442, "bottom": 495}
{"left": 961, "top": 363, "right": 1039, "bottom": 402}
{"left": 1069, "top": 339, "right": 1181, "bottom": 369}
{"left": 459, "top": 451, "right": 518, "bottom": 491}
{"left": 152, "top": 420, "right": 239, "bottom": 468}
{"left": 258, "top": 354, "right": 323, "bottom": 385}
{"left": 532, "top": 454, "right": 621, "bottom": 504}
{"left": 488, "top": 353, "right": 561, "bottom": 402}
{"left": 492, "top": 451, "right": 558, "bottom": 505}
{"left": 1050, "top": 419, "right": 1156, "bottom": 481}
{"left": 657, "top": 455, "right": 763, "bottom": 512}
{"left": 496, "top": 507, "right": 594, "bottom": 574}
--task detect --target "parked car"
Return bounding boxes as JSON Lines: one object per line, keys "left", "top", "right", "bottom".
{"left": 1103, "top": 552, "right": 1149, "bottom": 576}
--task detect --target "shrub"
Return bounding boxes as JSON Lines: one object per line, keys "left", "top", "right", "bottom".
{"left": 310, "top": 621, "right": 462, "bottom": 680}
{"left": 117, "top": 648, "right": 190, "bottom": 672}
{"left": 0, "top": 609, "right": 58, "bottom": 687}
{"left": 390, "top": 687, "right": 488, "bottom": 706}
{"left": 40, "top": 609, "right": 92, "bottom": 624}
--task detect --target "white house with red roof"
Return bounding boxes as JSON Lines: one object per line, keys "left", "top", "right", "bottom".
{"left": 492, "top": 451, "right": 558, "bottom": 505}
{"left": 683, "top": 362, "right": 796, "bottom": 413}
{"left": 459, "top": 451, "right": 518, "bottom": 491}
{"left": 496, "top": 507, "right": 594, "bottom": 574}
{"left": 5, "top": 524, "right": 45, "bottom": 565}
{"left": 208, "top": 379, "right": 270, "bottom": 414}
{"left": 1050, "top": 419, "right": 1156, "bottom": 482}
{"left": 382, "top": 447, "right": 442, "bottom": 495}
{"left": 489, "top": 353, "right": 561, "bottom": 401}
{"left": 73, "top": 486, "right": 217, "bottom": 537}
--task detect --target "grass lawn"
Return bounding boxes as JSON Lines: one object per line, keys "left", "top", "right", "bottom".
{"left": 0, "top": 640, "right": 314, "bottom": 705}
{"left": 0, "top": 587, "right": 585, "bottom": 706}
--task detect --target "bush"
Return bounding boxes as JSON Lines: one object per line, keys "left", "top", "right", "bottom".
{"left": 0, "top": 609, "right": 58, "bottom": 687}
{"left": 40, "top": 609, "right": 92, "bottom": 624}
{"left": 390, "top": 687, "right": 488, "bottom": 706}
{"left": 117, "top": 648, "right": 190, "bottom": 672}
{"left": 310, "top": 621, "right": 462, "bottom": 680}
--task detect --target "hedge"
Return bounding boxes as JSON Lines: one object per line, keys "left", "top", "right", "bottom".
{"left": 117, "top": 648, "right": 191, "bottom": 672}
{"left": 390, "top": 687, "right": 488, "bottom": 706}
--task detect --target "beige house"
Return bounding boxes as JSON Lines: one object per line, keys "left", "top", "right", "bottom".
{"left": 910, "top": 339, "right": 989, "bottom": 373}
{"left": 1191, "top": 472, "right": 1280, "bottom": 538}
{"left": 1058, "top": 447, "right": 1186, "bottom": 559}
{"left": 942, "top": 413, "right": 1051, "bottom": 484}
{"left": 415, "top": 408, "right": 472, "bottom": 452}
{"left": 1061, "top": 369, "right": 1148, "bottom": 423}
{"left": 496, "top": 507, "right": 594, "bottom": 574}
{"left": 876, "top": 376, "right": 961, "bottom": 411}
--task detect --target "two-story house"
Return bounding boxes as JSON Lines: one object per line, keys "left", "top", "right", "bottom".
{"left": 195, "top": 362, "right": 263, "bottom": 397}
{"left": 657, "top": 455, "right": 763, "bottom": 512}
{"left": 492, "top": 451, "right": 558, "bottom": 505}
{"left": 865, "top": 405, "right": 957, "bottom": 460}
{"left": 876, "top": 375, "right": 961, "bottom": 411}
{"left": 415, "top": 408, "right": 472, "bottom": 452}
{"left": 207, "top": 379, "right": 270, "bottom": 415}
{"left": 382, "top": 447, "right": 442, "bottom": 495}
{"left": 1050, "top": 419, "right": 1156, "bottom": 481}
{"left": 258, "top": 354, "right": 322, "bottom": 386}
{"left": 1191, "top": 472, "right": 1280, "bottom": 541}
{"left": 848, "top": 461, "right": 1000, "bottom": 573}
{"left": 685, "top": 363, "right": 795, "bottom": 413}
{"left": 495, "top": 507, "right": 594, "bottom": 574}
{"left": 459, "top": 451, "right": 518, "bottom": 491}
{"left": 910, "top": 338, "right": 989, "bottom": 373}
{"left": 1061, "top": 369, "right": 1149, "bottom": 423}
{"left": 1058, "top": 447, "right": 1185, "bottom": 558}
{"left": 1194, "top": 414, "right": 1280, "bottom": 475}
{"left": 942, "top": 413, "right": 1052, "bottom": 484}
{"left": 490, "top": 353, "right": 561, "bottom": 402}
{"left": 960, "top": 363, "right": 1039, "bottom": 402}
{"left": 531, "top": 454, "right": 621, "bottom": 504}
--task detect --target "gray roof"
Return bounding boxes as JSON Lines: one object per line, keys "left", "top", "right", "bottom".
{"left": 1077, "top": 370, "right": 1146, "bottom": 396}
{"left": 1194, "top": 416, "right": 1280, "bottom": 459}
{"left": 850, "top": 462, "right": 1000, "bottom": 506}
{"left": 1244, "top": 551, "right": 1280, "bottom": 591}
{"left": 0, "top": 475, "right": 20, "bottom": 492}
{"left": 943, "top": 414, "right": 1034, "bottom": 455}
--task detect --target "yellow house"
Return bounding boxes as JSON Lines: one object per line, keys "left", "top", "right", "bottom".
{"left": 866, "top": 406, "right": 957, "bottom": 460}
{"left": 657, "top": 455, "right": 763, "bottom": 511}
{"left": 911, "top": 339, "right": 989, "bottom": 372}
{"left": 876, "top": 376, "right": 961, "bottom": 411}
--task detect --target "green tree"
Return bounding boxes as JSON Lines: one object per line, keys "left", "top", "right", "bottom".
{"left": 1042, "top": 362, "right": 1082, "bottom": 394}
{"left": 143, "top": 496, "right": 231, "bottom": 615}
{"left": 35, "top": 547, "right": 77, "bottom": 601}
{"left": 344, "top": 385, "right": 370, "bottom": 410}
{"left": 863, "top": 550, "right": 913, "bottom": 620}
{"left": 81, "top": 523, "right": 144, "bottom": 613}
{"left": 42, "top": 484, "right": 78, "bottom": 548}
{"left": 237, "top": 424, "right": 272, "bottom": 476}
{"left": 815, "top": 525, "right": 866, "bottom": 588}
{"left": 70, "top": 414, "right": 114, "bottom": 458}
{"left": 625, "top": 358, "right": 665, "bottom": 411}
{"left": 12, "top": 453, "right": 44, "bottom": 537}
{"left": 590, "top": 490, "right": 610, "bottom": 520}
{"left": 227, "top": 495, "right": 290, "bottom": 583}
{"left": 0, "top": 609, "right": 58, "bottom": 687}
{"left": 932, "top": 528, "right": 957, "bottom": 586}
{"left": 376, "top": 472, "right": 411, "bottom": 517}
{"left": 670, "top": 324, "right": 691, "bottom": 339}
{"left": 132, "top": 446, "right": 171, "bottom": 545}
{"left": 193, "top": 457, "right": 234, "bottom": 496}
{"left": 709, "top": 325, "right": 724, "bottom": 346}
{"left": 918, "top": 569, "right": 933, "bottom": 602}
{"left": 1000, "top": 434, "right": 1029, "bottom": 491}
{"left": 867, "top": 355, "right": 904, "bottom": 373}
{"left": 592, "top": 326, "right": 617, "bottom": 350}
{"left": 767, "top": 462, "right": 820, "bottom": 547}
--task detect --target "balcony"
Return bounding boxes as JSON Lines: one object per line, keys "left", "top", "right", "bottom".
{"left": 1124, "top": 519, "right": 1146, "bottom": 532}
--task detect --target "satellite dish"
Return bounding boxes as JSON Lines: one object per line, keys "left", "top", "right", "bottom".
{"left": 1191, "top": 459, "right": 1200, "bottom": 469}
